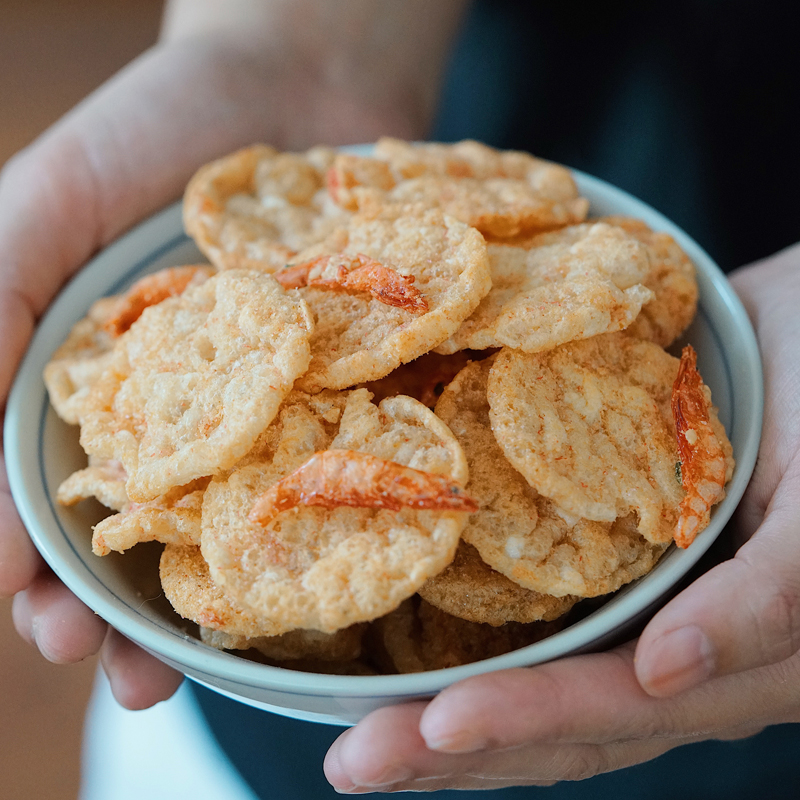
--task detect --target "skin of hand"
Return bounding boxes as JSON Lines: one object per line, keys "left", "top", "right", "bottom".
{"left": 0, "top": 0, "right": 467, "bottom": 710}
{"left": 323, "top": 244, "right": 800, "bottom": 793}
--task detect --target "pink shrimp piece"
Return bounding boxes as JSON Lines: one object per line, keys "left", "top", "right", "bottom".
{"left": 275, "top": 253, "right": 429, "bottom": 313}
{"left": 671, "top": 345, "right": 727, "bottom": 548}
{"left": 248, "top": 449, "right": 477, "bottom": 526}
{"left": 104, "top": 265, "right": 215, "bottom": 336}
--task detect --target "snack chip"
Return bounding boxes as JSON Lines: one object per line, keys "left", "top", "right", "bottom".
{"left": 488, "top": 335, "right": 732, "bottom": 545}
{"left": 201, "top": 390, "right": 470, "bottom": 633}
{"left": 286, "top": 205, "right": 491, "bottom": 391}
{"left": 419, "top": 541, "right": 579, "bottom": 625}
{"left": 91, "top": 478, "right": 209, "bottom": 556}
{"left": 79, "top": 270, "right": 313, "bottom": 502}
{"left": 160, "top": 544, "right": 291, "bottom": 639}
{"left": 600, "top": 216, "right": 698, "bottom": 347}
{"left": 435, "top": 222, "right": 654, "bottom": 354}
{"left": 369, "top": 596, "right": 566, "bottom": 674}
{"left": 183, "top": 145, "right": 348, "bottom": 272}
{"left": 436, "top": 358, "right": 666, "bottom": 596}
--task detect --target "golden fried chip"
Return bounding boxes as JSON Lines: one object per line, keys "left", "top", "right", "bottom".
{"left": 419, "top": 541, "right": 579, "bottom": 625}
{"left": 368, "top": 597, "right": 565, "bottom": 674}
{"left": 160, "top": 544, "right": 291, "bottom": 638}
{"left": 103, "top": 265, "right": 215, "bottom": 336}
{"left": 374, "top": 137, "right": 575, "bottom": 183}
{"left": 435, "top": 223, "right": 654, "bottom": 354}
{"left": 335, "top": 138, "right": 589, "bottom": 238}
{"left": 379, "top": 175, "right": 588, "bottom": 239}
{"left": 599, "top": 216, "right": 698, "bottom": 347}
{"left": 199, "top": 622, "right": 365, "bottom": 663}
{"left": 436, "top": 358, "right": 666, "bottom": 596}
{"left": 80, "top": 270, "right": 313, "bottom": 503}
{"left": 183, "top": 145, "right": 349, "bottom": 272}
{"left": 201, "top": 389, "right": 469, "bottom": 633}
{"left": 487, "top": 336, "right": 731, "bottom": 545}
{"left": 56, "top": 456, "right": 128, "bottom": 512}
{"left": 44, "top": 296, "right": 119, "bottom": 425}
{"left": 92, "top": 478, "right": 208, "bottom": 556}
{"left": 283, "top": 205, "right": 490, "bottom": 392}
{"left": 327, "top": 153, "right": 396, "bottom": 211}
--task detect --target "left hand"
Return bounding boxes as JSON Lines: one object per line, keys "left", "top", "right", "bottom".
{"left": 324, "top": 243, "right": 800, "bottom": 792}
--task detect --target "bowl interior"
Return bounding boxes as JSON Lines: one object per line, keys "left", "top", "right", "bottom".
{"left": 4, "top": 165, "right": 763, "bottom": 722}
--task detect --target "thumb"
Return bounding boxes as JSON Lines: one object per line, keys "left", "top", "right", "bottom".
{"left": 635, "top": 456, "right": 800, "bottom": 696}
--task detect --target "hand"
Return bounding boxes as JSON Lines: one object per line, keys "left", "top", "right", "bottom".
{"left": 1, "top": 0, "right": 464, "bottom": 710}
{"left": 323, "top": 244, "right": 800, "bottom": 792}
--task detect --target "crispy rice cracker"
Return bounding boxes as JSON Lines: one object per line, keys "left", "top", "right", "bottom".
{"left": 183, "top": 145, "right": 348, "bottom": 272}
{"left": 436, "top": 358, "right": 665, "bottom": 596}
{"left": 91, "top": 478, "right": 209, "bottom": 556}
{"left": 285, "top": 205, "right": 491, "bottom": 392}
{"left": 487, "top": 336, "right": 703, "bottom": 545}
{"left": 45, "top": 267, "right": 217, "bottom": 425}
{"left": 334, "top": 138, "right": 589, "bottom": 238}
{"left": 599, "top": 216, "right": 698, "bottom": 347}
{"left": 56, "top": 456, "right": 129, "bottom": 512}
{"left": 44, "top": 296, "right": 119, "bottom": 425}
{"left": 160, "top": 544, "right": 290, "bottom": 639}
{"left": 419, "top": 541, "right": 579, "bottom": 624}
{"left": 378, "top": 176, "right": 588, "bottom": 239}
{"left": 79, "top": 270, "right": 313, "bottom": 503}
{"left": 199, "top": 623, "right": 365, "bottom": 663}
{"left": 368, "top": 597, "right": 564, "bottom": 674}
{"left": 435, "top": 223, "right": 654, "bottom": 355}
{"left": 201, "top": 389, "right": 469, "bottom": 633}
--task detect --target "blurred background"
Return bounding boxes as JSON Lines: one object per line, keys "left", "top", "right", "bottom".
{"left": 1, "top": 3, "right": 163, "bottom": 797}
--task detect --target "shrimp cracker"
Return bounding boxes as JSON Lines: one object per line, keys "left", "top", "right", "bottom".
{"left": 372, "top": 137, "right": 589, "bottom": 237}
{"left": 599, "top": 216, "right": 698, "bottom": 347}
{"left": 160, "top": 544, "right": 291, "bottom": 639}
{"left": 45, "top": 266, "right": 216, "bottom": 425}
{"left": 436, "top": 358, "right": 665, "bottom": 596}
{"left": 369, "top": 597, "right": 565, "bottom": 673}
{"left": 201, "top": 389, "right": 469, "bottom": 633}
{"left": 91, "top": 478, "right": 209, "bottom": 556}
{"left": 488, "top": 335, "right": 731, "bottom": 545}
{"left": 56, "top": 456, "right": 129, "bottom": 512}
{"left": 199, "top": 622, "right": 365, "bottom": 663}
{"left": 283, "top": 205, "right": 491, "bottom": 391}
{"left": 419, "top": 541, "right": 579, "bottom": 625}
{"left": 44, "top": 296, "right": 119, "bottom": 425}
{"left": 183, "top": 145, "right": 349, "bottom": 272}
{"left": 79, "top": 270, "right": 313, "bottom": 503}
{"left": 435, "top": 223, "right": 654, "bottom": 354}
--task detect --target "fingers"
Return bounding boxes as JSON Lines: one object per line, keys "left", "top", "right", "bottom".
{"left": 11, "top": 569, "right": 107, "bottom": 662}
{"left": 424, "top": 646, "right": 800, "bottom": 751}
{"left": 636, "top": 456, "right": 800, "bottom": 696}
{"left": 100, "top": 629, "right": 183, "bottom": 710}
{"left": 324, "top": 698, "right": 696, "bottom": 793}
{"left": 325, "top": 649, "right": 800, "bottom": 792}
{"left": 0, "top": 456, "right": 42, "bottom": 596}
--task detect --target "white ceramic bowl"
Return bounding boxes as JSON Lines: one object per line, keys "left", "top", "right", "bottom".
{"left": 5, "top": 164, "right": 763, "bottom": 726}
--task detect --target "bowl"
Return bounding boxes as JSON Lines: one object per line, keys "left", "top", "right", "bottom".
{"left": 4, "top": 158, "right": 763, "bottom": 726}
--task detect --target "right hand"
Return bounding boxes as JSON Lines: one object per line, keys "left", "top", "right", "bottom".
{"left": 1, "top": 0, "right": 465, "bottom": 709}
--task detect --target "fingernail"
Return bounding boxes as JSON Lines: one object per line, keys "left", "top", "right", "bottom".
{"left": 641, "top": 625, "right": 716, "bottom": 695}
{"left": 425, "top": 730, "right": 488, "bottom": 753}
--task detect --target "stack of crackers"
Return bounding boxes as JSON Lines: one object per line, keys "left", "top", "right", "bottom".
{"left": 45, "top": 139, "right": 733, "bottom": 674}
